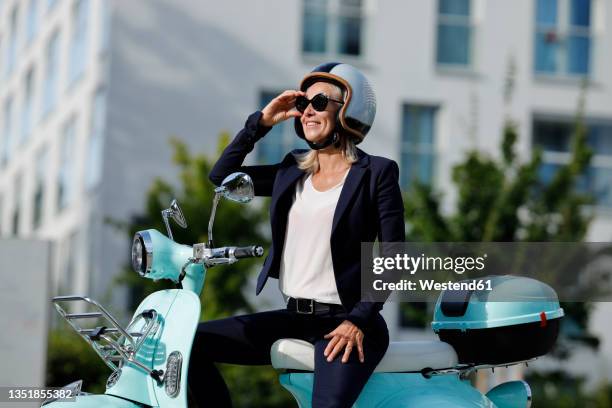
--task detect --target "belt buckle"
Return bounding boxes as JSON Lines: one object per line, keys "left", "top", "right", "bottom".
{"left": 296, "top": 298, "right": 314, "bottom": 315}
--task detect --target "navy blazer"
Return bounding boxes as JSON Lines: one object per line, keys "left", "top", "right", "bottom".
{"left": 209, "top": 111, "right": 405, "bottom": 328}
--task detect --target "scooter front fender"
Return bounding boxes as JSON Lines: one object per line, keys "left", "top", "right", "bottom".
{"left": 42, "top": 394, "right": 140, "bottom": 408}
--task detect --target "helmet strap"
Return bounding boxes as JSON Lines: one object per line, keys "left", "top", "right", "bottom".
{"left": 333, "top": 117, "right": 342, "bottom": 149}
{"left": 306, "top": 132, "right": 339, "bottom": 151}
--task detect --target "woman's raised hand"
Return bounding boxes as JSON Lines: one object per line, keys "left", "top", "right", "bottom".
{"left": 259, "top": 90, "right": 305, "bottom": 128}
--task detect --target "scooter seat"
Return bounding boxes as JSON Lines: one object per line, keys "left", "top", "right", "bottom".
{"left": 270, "top": 339, "right": 458, "bottom": 372}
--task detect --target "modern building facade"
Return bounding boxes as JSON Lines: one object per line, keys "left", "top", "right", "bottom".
{"left": 0, "top": 0, "right": 109, "bottom": 302}
{"left": 1, "top": 0, "right": 611, "bottom": 382}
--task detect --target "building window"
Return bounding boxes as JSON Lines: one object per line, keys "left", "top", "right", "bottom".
{"left": 2, "top": 96, "right": 14, "bottom": 167}
{"left": 4, "top": 5, "right": 19, "bottom": 78}
{"left": 58, "top": 117, "right": 76, "bottom": 212}
{"left": 43, "top": 30, "right": 60, "bottom": 116}
{"left": 69, "top": 0, "right": 89, "bottom": 84}
{"left": 302, "top": 0, "right": 363, "bottom": 57}
{"left": 85, "top": 88, "right": 106, "bottom": 190}
{"left": 33, "top": 146, "right": 47, "bottom": 229}
{"left": 12, "top": 173, "right": 22, "bottom": 236}
{"left": 533, "top": 116, "right": 612, "bottom": 207}
{"left": 534, "top": 0, "right": 592, "bottom": 76}
{"left": 400, "top": 105, "right": 437, "bottom": 190}
{"left": 256, "top": 91, "right": 307, "bottom": 164}
{"left": 26, "top": 0, "right": 39, "bottom": 44}
{"left": 436, "top": 0, "right": 473, "bottom": 67}
{"left": 21, "top": 67, "right": 36, "bottom": 143}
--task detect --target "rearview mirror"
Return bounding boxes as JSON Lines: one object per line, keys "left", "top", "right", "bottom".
{"left": 207, "top": 172, "right": 254, "bottom": 248}
{"left": 168, "top": 199, "right": 187, "bottom": 228}
{"left": 162, "top": 199, "right": 187, "bottom": 240}
{"left": 216, "top": 172, "right": 254, "bottom": 203}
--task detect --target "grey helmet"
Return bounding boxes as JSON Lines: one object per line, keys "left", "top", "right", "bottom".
{"left": 295, "top": 62, "right": 376, "bottom": 148}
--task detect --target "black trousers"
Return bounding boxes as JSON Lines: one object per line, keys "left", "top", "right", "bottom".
{"left": 188, "top": 308, "right": 389, "bottom": 408}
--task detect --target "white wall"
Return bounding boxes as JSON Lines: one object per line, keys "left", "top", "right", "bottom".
{"left": 0, "top": 239, "right": 51, "bottom": 392}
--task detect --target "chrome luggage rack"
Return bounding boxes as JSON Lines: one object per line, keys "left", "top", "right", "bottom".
{"left": 53, "top": 296, "right": 163, "bottom": 383}
{"left": 421, "top": 358, "right": 537, "bottom": 380}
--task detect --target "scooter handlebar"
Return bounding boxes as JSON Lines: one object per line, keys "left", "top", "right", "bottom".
{"left": 199, "top": 245, "right": 265, "bottom": 266}
{"left": 232, "top": 245, "right": 264, "bottom": 259}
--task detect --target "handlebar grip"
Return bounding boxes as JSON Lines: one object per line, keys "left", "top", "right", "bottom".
{"left": 233, "top": 246, "right": 264, "bottom": 259}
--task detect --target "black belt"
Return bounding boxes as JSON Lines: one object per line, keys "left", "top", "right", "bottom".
{"left": 286, "top": 297, "right": 345, "bottom": 315}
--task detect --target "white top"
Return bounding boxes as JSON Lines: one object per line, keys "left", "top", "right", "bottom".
{"left": 278, "top": 170, "right": 349, "bottom": 305}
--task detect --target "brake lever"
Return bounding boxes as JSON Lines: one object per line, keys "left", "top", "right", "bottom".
{"left": 204, "top": 257, "right": 236, "bottom": 268}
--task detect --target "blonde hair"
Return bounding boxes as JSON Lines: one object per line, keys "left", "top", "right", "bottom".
{"left": 295, "top": 133, "right": 359, "bottom": 174}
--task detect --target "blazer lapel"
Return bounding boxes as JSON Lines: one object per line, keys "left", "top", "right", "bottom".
{"left": 270, "top": 164, "right": 305, "bottom": 222}
{"left": 331, "top": 149, "right": 370, "bottom": 235}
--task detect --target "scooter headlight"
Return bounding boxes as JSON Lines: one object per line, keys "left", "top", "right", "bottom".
{"left": 132, "top": 231, "right": 153, "bottom": 276}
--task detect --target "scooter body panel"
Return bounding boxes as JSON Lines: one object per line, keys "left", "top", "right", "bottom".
{"left": 141, "top": 229, "right": 194, "bottom": 282}
{"left": 103, "top": 290, "right": 178, "bottom": 406}
{"left": 42, "top": 394, "right": 140, "bottom": 408}
{"left": 279, "top": 372, "right": 496, "bottom": 408}
{"left": 103, "top": 289, "right": 201, "bottom": 407}
{"left": 151, "top": 289, "right": 201, "bottom": 408}
{"left": 485, "top": 380, "right": 531, "bottom": 408}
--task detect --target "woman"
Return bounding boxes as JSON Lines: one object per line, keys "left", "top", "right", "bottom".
{"left": 189, "top": 63, "right": 405, "bottom": 408}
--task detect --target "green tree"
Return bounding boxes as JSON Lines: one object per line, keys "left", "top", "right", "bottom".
{"left": 404, "top": 117, "right": 592, "bottom": 243}
{"left": 527, "top": 371, "right": 612, "bottom": 408}
{"left": 46, "top": 327, "right": 109, "bottom": 393}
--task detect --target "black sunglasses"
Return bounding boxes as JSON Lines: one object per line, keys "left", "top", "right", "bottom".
{"left": 295, "top": 93, "right": 344, "bottom": 113}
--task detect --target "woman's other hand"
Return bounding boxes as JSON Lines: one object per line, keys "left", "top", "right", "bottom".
{"left": 260, "top": 90, "right": 305, "bottom": 127}
{"left": 323, "top": 320, "right": 365, "bottom": 363}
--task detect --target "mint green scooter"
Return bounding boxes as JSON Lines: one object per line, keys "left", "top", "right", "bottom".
{"left": 43, "top": 172, "right": 562, "bottom": 407}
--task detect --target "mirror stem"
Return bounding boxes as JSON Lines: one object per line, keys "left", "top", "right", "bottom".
{"left": 208, "top": 193, "right": 221, "bottom": 248}
{"left": 162, "top": 210, "right": 174, "bottom": 240}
